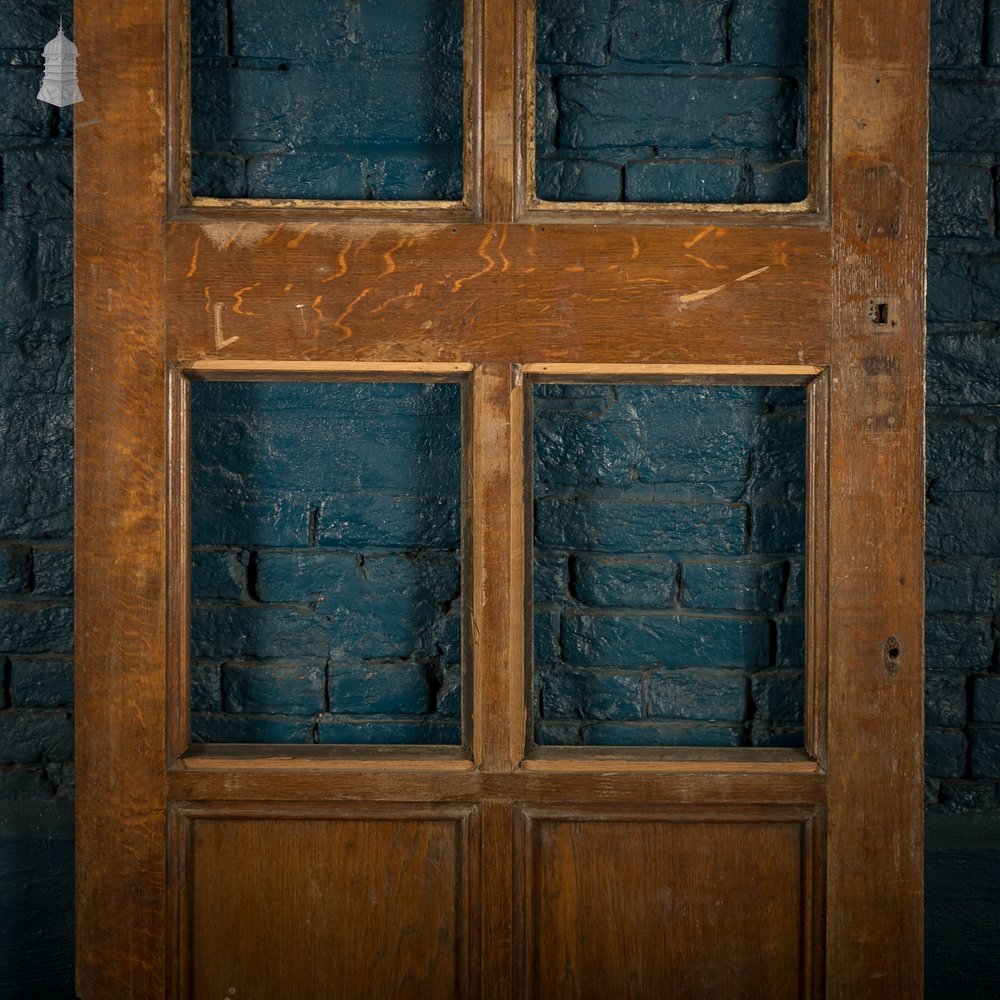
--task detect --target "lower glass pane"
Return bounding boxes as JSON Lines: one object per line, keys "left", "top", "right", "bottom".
{"left": 533, "top": 383, "right": 807, "bottom": 747}
{"left": 189, "top": 380, "right": 462, "bottom": 745}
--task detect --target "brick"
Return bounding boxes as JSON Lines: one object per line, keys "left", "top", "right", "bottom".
{"left": 0, "top": 605, "right": 72, "bottom": 654}
{"left": 327, "top": 662, "right": 435, "bottom": 715}
{"left": 751, "top": 670, "right": 805, "bottom": 726}
{"left": 0, "top": 546, "right": 30, "bottom": 593}
{"left": 928, "top": 493, "right": 1000, "bottom": 556}
{"left": 191, "top": 714, "right": 315, "bottom": 744}
{"left": 557, "top": 74, "right": 798, "bottom": 152}
{"left": 535, "top": 611, "right": 561, "bottom": 668}
{"left": 533, "top": 555, "right": 568, "bottom": 604}
{"left": 926, "top": 673, "right": 969, "bottom": 728}
{"left": 580, "top": 720, "right": 743, "bottom": 746}
{"left": 927, "top": 332, "right": 1000, "bottom": 407}
{"left": 927, "top": 249, "right": 975, "bottom": 323}
{"left": 973, "top": 675, "right": 1000, "bottom": 723}
{"left": 190, "top": 0, "right": 228, "bottom": 59}
{"left": 681, "top": 559, "right": 783, "bottom": 612}
{"left": 0, "top": 710, "right": 73, "bottom": 764}
{"left": 539, "top": 668, "right": 643, "bottom": 720}
{"left": 931, "top": 82, "right": 1000, "bottom": 152}
{"left": 969, "top": 727, "right": 1000, "bottom": 778}
{"left": 928, "top": 164, "right": 994, "bottom": 238}
{"left": 611, "top": 0, "right": 727, "bottom": 64}
{"left": 562, "top": 613, "right": 770, "bottom": 668}
{"left": 625, "top": 159, "right": 749, "bottom": 202}
{"left": 318, "top": 494, "right": 460, "bottom": 549}
{"left": 191, "top": 549, "right": 249, "bottom": 601}
{"left": 0, "top": 4, "right": 73, "bottom": 54}
{"left": 191, "top": 154, "right": 247, "bottom": 198}
{"left": 730, "top": 0, "right": 809, "bottom": 67}
{"left": 647, "top": 668, "right": 746, "bottom": 721}
{"left": 925, "top": 559, "right": 998, "bottom": 613}
{"left": 775, "top": 614, "right": 805, "bottom": 668}
{"left": 31, "top": 549, "right": 72, "bottom": 596}
{"left": 191, "top": 663, "right": 222, "bottom": 713}
{"left": 754, "top": 413, "right": 807, "bottom": 482}
{"left": 8, "top": 658, "right": 72, "bottom": 708}
{"left": 0, "top": 766, "right": 54, "bottom": 799}
{"left": 1, "top": 149, "right": 73, "bottom": 220}
{"left": 927, "top": 419, "right": 1000, "bottom": 492}
{"left": 750, "top": 502, "right": 805, "bottom": 554}
{"left": 750, "top": 160, "right": 808, "bottom": 202}
{"left": 317, "top": 718, "right": 461, "bottom": 745}
{"left": 536, "top": 158, "right": 622, "bottom": 201}
{"left": 190, "top": 606, "right": 331, "bottom": 660}
{"left": 535, "top": 498, "right": 746, "bottom": 555}
{"left": 0, "top": 67, "right": 53, "bottom": 138}
{"left": 987, "top": 0, "right": 1000, "bottom": 66}
{"left": 434, "top": 662, "right": 462, "bottom": 718}
{"left": 571, "top": 557, "right": 676, "bottom": 607}
{"left": 925, "top": 616, "right": 993, "bottom": 671}
{"left": 971, "top": 256, "right": 1000, "bottom": 321}
{"left": 784, "top": 559, "right": 805, "bottom": 609}
{"left": 537, "top": 0, "right": 613, "bottom": 66}
{"left": 223, "top": 661, "right": 326, "bottom": 716}
{"left": 931, "top": 0, "right": 985, "bottom": 67}
{"left": 750, "top": 722, "right": 804, "bottom": 747}
{"left": 926, "top": 728, "right": 968, "bottom": 778}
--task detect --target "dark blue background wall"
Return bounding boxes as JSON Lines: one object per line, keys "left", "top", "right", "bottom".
{"left": 1, "top": 1, "right": 999, "bottom": 996}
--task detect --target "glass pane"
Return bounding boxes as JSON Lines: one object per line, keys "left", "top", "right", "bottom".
{"left": 189, "top": 381, "right": 462, "bottom": 745}
{"left": 533, "top": 383, "right": 806, "bottom": 747}
{"left": 535, "top": 0, "right": 808, "bottom": 203}
{"left": 190, "top": 0, "right": 464, "bottom": 200}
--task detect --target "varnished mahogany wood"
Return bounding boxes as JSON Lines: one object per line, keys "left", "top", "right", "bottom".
{"left": 76, "top": 0, "right": 927, "bottom": 996}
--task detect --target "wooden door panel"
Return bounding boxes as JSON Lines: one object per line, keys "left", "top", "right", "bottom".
{"left": 521, "top": 809, "right": 818, "bottom": 1000}
{"left": 177, "top": 807, "right": 478, "bottom": 1000}
{"left": 164, "top": 222, "right": 832, "bottom": 366}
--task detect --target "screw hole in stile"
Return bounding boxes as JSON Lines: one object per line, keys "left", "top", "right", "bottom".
{"left": 869, "top": 301, "right": 890, "bottom": 325}
{"left": 883, "top": 635, "right": 902, "bottom": 675}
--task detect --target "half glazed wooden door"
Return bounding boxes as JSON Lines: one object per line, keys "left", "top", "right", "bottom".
{"left": 74, "top": 1, "right": 927, "bottom": 997}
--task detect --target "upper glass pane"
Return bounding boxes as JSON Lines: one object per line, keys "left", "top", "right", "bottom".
{"left": 535, "top": 0, "right": 808, "bottom": 203}
{"left": 189, "top": 0, "right": 464, "bottom": 200}
{"left": 532, "top": 383, "right": 807, "bottom": 748}
{"left": 189, "top": 381, "right": 463, "bottom": 745}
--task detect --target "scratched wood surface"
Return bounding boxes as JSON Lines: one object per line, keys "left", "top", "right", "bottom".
{"left": 75, "top": 0, "right": 926, "bottom": 997}
{"left": 165, "top": 222, "right": 832, "bottom": 365}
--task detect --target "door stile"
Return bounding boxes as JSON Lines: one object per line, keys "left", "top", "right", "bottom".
{"left": 75, "top": 1, "right": 170, "bottom": 997}
{"left": 827, "top": 1, "right": 928, "bottom": 995}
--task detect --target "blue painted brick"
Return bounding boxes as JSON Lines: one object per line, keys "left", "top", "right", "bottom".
{"left": 190, "top": 663, "right": 222, "bottom": 713}
{"left": 610, "top": 0, "right": 727, "bottom": 65}
{"left": 926, "top": 728, "right": 968, "bottom": 778}
{"left": 730, "top": 0, "right": 809, "bottom": 67}
{"left": 556, "top": 74, "right": 798, "bottom": 152}
{"left": 750, "top": 722, "right": 804, "bottom": 747}
{"left": 0, "top": 4, "right": 73, "bottom": 54}
{"left": 785, "top": 559, "right": 805, "bottom": 609}
{"left": 191, "top": 154, "right": 247, "bottom": 198}
{"left": 537, "top": 0, "right": 613, "bottom": 67}
{"left": 318, "top": 495, "right": 460, "bottom": 549}
{"left": 3, "top": 149, "right": 73, "bottom": 220}
{"left": 929, "top": 164, "right": 994, "bottom": 238}
{"left": 991, "top": 0, "right": 1000, "bottom": 66}
{"left": 535, "top": 610, "right": 561, "bottom": 668}
{"left": 927, "top": 493, "right": 1000, "bottom": 556}
{"left": 0, "top": 547, "right": 30, "bottom": 594}
{"left": 925, "top": 616, "right": 993, "bottom": 671}
{"left": 0, "top": 710, "right": 73, "bottom": 764}
{"left": 562, "top": 613, "right": 770, "bottom": 668}
{"left": 190, "top": 496, "right": 313, "bottom": 547}
{"left": 534, "top": 556, "right": 568, "bottom": 604}
{"left": 327, "top": 662, "right": 434, "bottom": 715}
{"left": 8, "top": 659, "right": 72, "bottom": 708}
{"left": 0, "top": 605, "right": 72, "bottom": 655}
{"left": 647, "top": 668, "right": 746, "bottom": 722}
{"left": 190, "top": 606, "right": 331, "bottom": 660}
{"left": 581, "top": 720, "right": 743, "bottom": 747}
{"left": 971, "top": 257, "right": 1000, "bottom": 321}
{"left": 31, "top": 548, "right": 72, "bottom": 596}
{"left": 925, "top": 558, "right": 998, "bottom": 613}
{"left": 571, "top": 557, "right": 676, "bottom": 607}
{"left": 927, "top": 249, "right": 975, "bottom": 323}
{"left": 751, "top": 502, "right": 805, "bottom": 554}
{"left": 932, "top": 82, "right": 1000, "bottom": 152}
{"left": 317, "top": 718, "right": 460, "bottom": 745}
{"left": 223, "top": 661, "right": 326, "bottom": 716}
{"left": 681, "top": 559, "right": 784, "bottom": 612}
{"left": 751, "top": 670, "right": 804, "bottom": 726}
{"left": 927, "top": 419, "right": 1000, "bottom": 492}
{"left": 969, "top": 727, "right": 1000, "bottom": 778}
{"left": 190, "top": 0, "right": 227, "bottom": 59}
{"left": 435, "top": 662, "right": 462, "bottom": 718}
{"left": 540, "top": 667, "right": 643, "bottom": 720}
{"left": 926, "top": 673, "right": 969, "bottom": 728}
{"left": 0, "top": 67, "right": 53, "bottom": 139}
{"left": 191, "top": 549, "right": 249, "bottom": 601}
{"left": 930, "top": 0, "right": 984, "bottom": 67}
{"left": 625, "top": 159, "right": 749, "bottom": 203}
{"left": 775, "top": 614, "right": 805, "bottom": 668}
{"left": 754, "top": 413, "right": 806, "bottom": 482}
{"left": 973, "top": 675, "right": 1000, "bottom": 723}
{"left": 536, "top": 159, "right": 622, "bottom": 201}
{"left": 751, "top": 160, "right": 808, "bottom": 202}
{"left": 535, "top": 498, "right": 746, "bottom": 555}
{"left": 191, "top": 714, "right": 315, "bottom": 744}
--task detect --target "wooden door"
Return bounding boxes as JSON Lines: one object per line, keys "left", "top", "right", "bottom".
{"left": 74, "top": 1, "right": 927, "bottom": 997}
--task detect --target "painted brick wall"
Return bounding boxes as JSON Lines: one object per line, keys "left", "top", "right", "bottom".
{"left": 1, "top": 1, "right": 1000, "bottom": 997}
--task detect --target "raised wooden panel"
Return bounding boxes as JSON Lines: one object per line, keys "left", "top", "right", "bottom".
{"left": 165, "top": 222, "right": 832, "bottom": 366}
{"left": 175, "top": 807, "right": 477, "bottom": 1000}
{"left": 520, "top": 808, "right": 819, "bottom": 1000}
